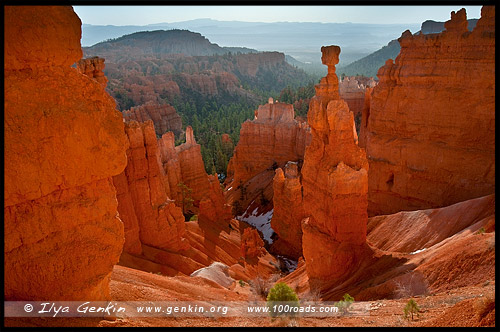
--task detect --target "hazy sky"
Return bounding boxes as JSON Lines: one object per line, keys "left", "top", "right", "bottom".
{"left": 73, "top": 6, "right": 483, "bottom": 26}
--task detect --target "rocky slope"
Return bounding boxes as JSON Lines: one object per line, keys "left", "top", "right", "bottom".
{"left": 5, "top": 6, "right": 128, "bottom": 300}
{"left": 365, "top": 7, "right": 495, "bottom": 216}
{"left": 281, "top": 193, "right": 495, "bottom": 302}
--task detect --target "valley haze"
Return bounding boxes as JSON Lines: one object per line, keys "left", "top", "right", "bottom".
{"left": 75, "top": 6, "right": 481, "bottom": 67}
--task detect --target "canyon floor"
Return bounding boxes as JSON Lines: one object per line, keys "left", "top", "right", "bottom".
{"left": 102, "top": 267, "right": 495, "bottom": 327}
{"left": 6, "top": 265, "right": 494, "bottom": 328}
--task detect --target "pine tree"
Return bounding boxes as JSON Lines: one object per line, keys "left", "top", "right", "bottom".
{"left": 404, "top": 298, "right": 420, "bottom": 320}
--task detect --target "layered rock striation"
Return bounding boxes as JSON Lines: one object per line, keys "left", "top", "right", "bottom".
{"left": 5, "top": 6, "right": 128, "bottom": 300}
{"left": 123, "top": 102, "right": 183, "bottom": 137}
{"left": 365, "top": 6, "right": 495, "bottom": 216}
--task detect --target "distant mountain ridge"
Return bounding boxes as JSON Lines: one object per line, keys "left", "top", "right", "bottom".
{"left": 80, "top": 19, "right": 421, "bottom": 67}
{"left": 86, "top": 29, "right": 257, "bottom": 60}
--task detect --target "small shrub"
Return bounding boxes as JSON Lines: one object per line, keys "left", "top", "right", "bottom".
{"left": 266, "top": 282, "right": 300, "bottom": 317}
{"left": 239, "top": 280, "right": 246, "bottom": 287}
{"left": 475, "top": 227, "right": 486, "bottom": 235}
{"left": 335, "top": 293, "right": 354, "bottom": 314}
{"left": 343, "top": 293, "right": 354, "bottom": 302}
{"left": 404, "top": 298, "right": 420, "bottom": 320}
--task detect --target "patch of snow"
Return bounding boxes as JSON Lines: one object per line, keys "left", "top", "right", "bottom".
{"left": 237, "top": 200, "right": 275, "bottom": 244}
{"left": 410, "top": 248, "right": 427, "bottom": 255}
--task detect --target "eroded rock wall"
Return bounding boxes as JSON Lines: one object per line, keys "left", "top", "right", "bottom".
{"left": 112, "top": 120, "right": 189, "bottom": 256}
{"left": 5, "top": 6, "right": 128, "bottom": 300}
{"left": 366, "top": 7, "right": 495, "bottom": 216}
{"left": 114, "top": 122, "right": 276, "bottom": 280}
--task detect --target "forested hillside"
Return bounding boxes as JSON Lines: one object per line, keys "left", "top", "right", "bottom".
{"left": 84, "top": 29, "right": 316, "bottom": 179}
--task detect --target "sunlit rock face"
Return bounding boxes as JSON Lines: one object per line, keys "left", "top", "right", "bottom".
{"left": 300, "top": 45, "right": 369, "bottom": 281}
{"left": 365, "top": 6, "right": 495, "bottom": 216}
{"left": 4, "top": 6, "right": 128, "bottom": 300}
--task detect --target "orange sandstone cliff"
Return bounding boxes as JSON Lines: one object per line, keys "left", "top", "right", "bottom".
{"left": 300, "top": 45, "right": 369, "bottom": 282}
{"left": 4, "top": 6, "right": 128, "bottom": 300}
{"left": 365, "top": 7, "right": 495, "bottom": 216}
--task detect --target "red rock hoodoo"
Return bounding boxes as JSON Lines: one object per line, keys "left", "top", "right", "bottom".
{"left": 123, "top": 102, "right": 183, "bottom": 137}
{"left": 270, "top": 162, "right": 307, "bottom": 259}
{"left": 113, "top": 118, "right": 270, "bottom": 279}
{"left": 5, "top": 6, "right": 128, "bottom": 300}
{"left": 112, "top": 120, "right": 189, "bottom": 257}
{"left": 300, "top": 45, "right": 369, "bottom": 281}
{"left": 76, "top": 56, "right": 108, "bottom": 88}
{"left": 225, "top": 98, "right": 311, "bottom": 212}
{"left": 240, "top": 228, "right": 266, "bottom": 259}
{"left": 158, "top": 126, "right": 213, "bottom": 210}
{"left": 358, "top": 86, "right": 373, "bottom": 148}
{"left": 365, "top": 6, "right": 495, "bottom": 216}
